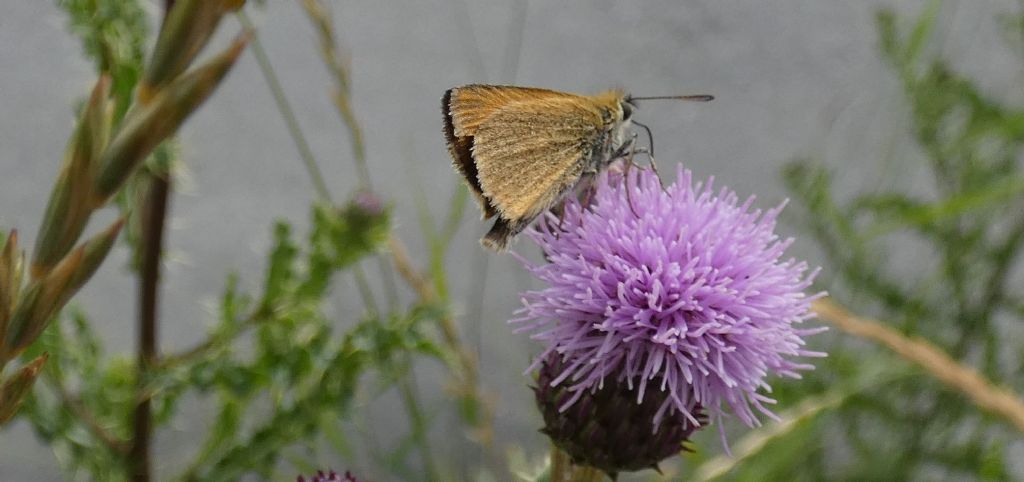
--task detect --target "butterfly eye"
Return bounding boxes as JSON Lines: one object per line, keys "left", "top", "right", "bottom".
{"left": 621, "top": 102, "right": 634, "bottom": 120}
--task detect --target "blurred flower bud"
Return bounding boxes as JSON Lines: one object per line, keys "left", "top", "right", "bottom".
{"left": 534, "top": 352, "right": 704, "bottom": 478}
{"left": 297, "top": 470, "right": 359, "bottom": 482}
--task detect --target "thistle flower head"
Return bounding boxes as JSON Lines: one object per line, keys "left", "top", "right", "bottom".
{"left": 515, "top": 165, "right": 825, "bottom": 437}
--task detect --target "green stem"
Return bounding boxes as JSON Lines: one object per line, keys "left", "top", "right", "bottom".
{"left": 51, "top": 375, "right": 129, "bottom": 454}
{"left": 377, "top": 255, "right": 399, "bottom": 310}
{"left": 157, "top": 307, "right": 269, "bottom": 369}
{"left": 352, "top": 264, "right": 378, "bottom": 315}
{"left": 398, "top": 367, "right": 440, "bottom": 480}
{"left": 243, "top": 7, "right": 404, "bottom": 320}
{"left": 236, "top": 11, "right": 332, "bottom": 203}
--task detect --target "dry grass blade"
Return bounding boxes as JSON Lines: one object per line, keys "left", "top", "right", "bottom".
{"left": 388, "top": 237, "right": 494, "bottom": 446}
{"left": 31, "top": 76, "right": 111, "bottom": 277}
{"left": 691, "top": 391, "right": 845, "bottom": 481}
{"left": 58, "top": 218, "right": 125, "bottom": 308}
{"left": 0, "top": 352, "right": 48, "bottom": 425}
{"left": 812, "top": 298, "right": 1024, "bottom": 432}
{"left": 141, "top": 0, "right": 244, "bottom": 101}
{"left": 0, "top": 231, "right": 22, "bottom": 345}
{"left": 94, "top": 33, "right": 250, "bottom": 203}
{"left": 4, "top": 248, "right": 84, "bottom": 360}
{"left": 298, "top": 0, "right": 370, "bottom": 186}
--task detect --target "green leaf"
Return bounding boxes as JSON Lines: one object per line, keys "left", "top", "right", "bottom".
{"left": 57, "top": 0, "right": 148, "bottom": 116}
{"left": 904, "top": 0, "right": 942, "bottom": 65}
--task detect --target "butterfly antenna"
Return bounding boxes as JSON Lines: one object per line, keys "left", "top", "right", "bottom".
{"left": 628, "top": 94, "right": 714, "bottom": 102}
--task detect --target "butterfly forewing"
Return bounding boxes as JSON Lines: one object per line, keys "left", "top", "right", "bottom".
{"left": 442, "top": 88, "right": 493, "bottom": 219}
{"left": 447, "top": 85, "right": 571, "bottom": 137}
{"left": 442, "top": 84, "right": 627, "bottom": 250}
{"left": 443, "top": 85, "right": 593, "bottom": 222}
{"left": 472, "top": 97, "right": 606, "bottom": 222}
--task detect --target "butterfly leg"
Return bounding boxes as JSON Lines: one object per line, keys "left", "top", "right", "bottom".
{"left": 623, "top": 134, "right": 642, "bottom": 218}
{"left": 645, "top": 148, "right": 665, "bottom": 189}
{"left": 630, "top": 120, "right": 665, "bottom": 188}
{"left": 610, "top": 134, "right": 636, "bottom": 161}
{"left": 579, "top": 181, "right": 595, "bottom": 212}
{"left": 556, "top": 203, "right": 568, "bottom": 233}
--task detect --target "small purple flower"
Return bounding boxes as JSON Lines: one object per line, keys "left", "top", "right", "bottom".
{"left": 351, "top": 189, "right": 385, "bottom": 217}
{"left": 514, "top": 165, "right": 825, "bottom": 439}
{"left": 297, "top": 470, "right": 359, "bottom": 482}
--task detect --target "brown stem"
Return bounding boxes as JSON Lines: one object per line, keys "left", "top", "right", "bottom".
{"left": 130, "top": 174, "right": 170, "bottom": 482}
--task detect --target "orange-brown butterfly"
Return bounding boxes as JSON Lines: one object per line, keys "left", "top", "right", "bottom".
{"left": 442, "top": 85, "right": 712, "bottom": 251}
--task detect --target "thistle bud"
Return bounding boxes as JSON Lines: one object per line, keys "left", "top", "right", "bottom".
{"left": 534, "top": 353, "right": 704, "bottom": 479}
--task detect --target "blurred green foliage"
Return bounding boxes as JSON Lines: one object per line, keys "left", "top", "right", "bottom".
{"left": 21, "top": 199, "right": 454, "bottom": 481}
{"left": 690, "top": 2, "right": 1024, "bottom": 481}
{"left": 9, "top": 2, "right": 481, "bottom": 481}
{"left": 12, "top": 1, "right": 1024, "bottom": 481}
{"left": 57, "top": 0, "right": 147, "bottom": 118}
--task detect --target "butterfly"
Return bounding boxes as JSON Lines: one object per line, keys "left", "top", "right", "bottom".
{"left": 442, "top": 85, "right": 712, "bottom": 250}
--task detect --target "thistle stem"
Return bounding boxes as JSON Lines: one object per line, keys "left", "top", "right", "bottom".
{"left": 568, "top": 466, "right": 604, "bottom": 482}
{"left": 549, "top": 445, "right": 606, "bottom": 482}
{"left": 549, "top": 445, "right": 570, "bottom": 482}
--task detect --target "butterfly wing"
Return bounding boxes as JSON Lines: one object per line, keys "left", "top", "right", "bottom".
{"left": 442, "top": 85, "right": 571, "bottom": 219}
{"left": 472, "top": 94, "right": 607, "bottom": 231}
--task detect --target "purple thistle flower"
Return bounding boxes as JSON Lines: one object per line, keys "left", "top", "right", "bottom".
{"left": 513, "top": 165, "right": 825, "bottom": 440}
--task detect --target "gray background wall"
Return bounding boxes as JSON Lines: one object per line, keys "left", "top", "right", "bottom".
{"left": 1, "top": 0, "right": 1020, "bottom": 480}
